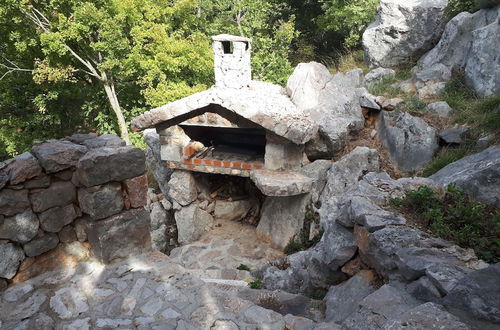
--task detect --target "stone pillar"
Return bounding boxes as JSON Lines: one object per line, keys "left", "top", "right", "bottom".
{"left": 212, "top": 35, "right": 252, "bottom": 89}
{"left": 264, "top": 134, "right": 304, "bottom": 171}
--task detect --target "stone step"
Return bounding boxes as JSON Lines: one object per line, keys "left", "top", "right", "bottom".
{"left": 183, "top": 268, "right": 253, "bottom": 281}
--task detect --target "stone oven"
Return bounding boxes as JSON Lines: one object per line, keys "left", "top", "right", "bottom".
{"left": 132, "top": 34, "right": 318, "bottom": 198}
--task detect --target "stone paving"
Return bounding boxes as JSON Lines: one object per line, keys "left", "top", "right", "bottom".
{"left": 0, "top": 251, "right": 336, "bottom": 329}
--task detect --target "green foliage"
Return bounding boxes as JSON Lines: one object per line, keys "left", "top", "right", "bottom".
{"left": 318, "top": 0, "right": 380, "bottom": 48}
{"left": 399, "top": 96, "right": 427, "bottom": 114}
{"left": 249, "top": 279, "right": 263, "bottom": 289}
{"left": 237, "top": 264, "right": 251, "bottom": 271}
{"left": 445, "top": 0, "right": 499, "bottom": 18}
{"left": 284, "top": 208, "right": 323, "bottom": 255}
{"left": 392, "top": 185, "right": 500, "bottom": 263}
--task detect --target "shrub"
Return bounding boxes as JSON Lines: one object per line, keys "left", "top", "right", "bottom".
{"left": 237, "top": 264, "right": 251, "bottom": 271}
{"left": 392, "top": 185, "right": 500, "bottom": 263}
{"left": 249, "top": 280, "right": 263, "bottom": 289}
{"left": 445, "top": 0, "right": 499, "bottom": 19}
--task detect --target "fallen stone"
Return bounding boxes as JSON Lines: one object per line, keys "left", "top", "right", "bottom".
{"left": 78, "top": 183, "right": 124, "bottom": 220}
{"left": 122, "top": 173, "right": 148, "bottom": 208}
{"left": 443, "top": 263, "right": 500, "bottom": 323}
{"left": 427, "top": 101, "right": 452, "bottom": 117}
{"left": 23, "top": 232, "right": 59, "bottom": 257}
{"left": 39, "top": 204, "right": 78, "bottom": 233}
{"left": 406, "top": 276, "right": 442, "bottom": 302}
{"left": 362, "top": 0, "right": 448, "bottom": 67}
{"left": 364, "top": 68, "right": 396, "bottom": 87}
{"left": 0, "top": 189, "right": 30, "bottom": 216}
{"left": 87, "top": 208, "right": 152, "bottom": 263}
{"left": 324, "top": 270, "right": 377, "bottom": 323}
{"left": 214, "top": 199, "right": 253, "bottom": 221}
{"left": 0, "top": 209, "right": 39, "bottom": 243}
{"left": 430, "top": 145, "right": 500, "bottom": 207}
{"left": 174, "top": 204, "right": 213, "bottom": 245}
{"left": 425, "top": 263, "right": 470, "bottom": 295}
{"left": 29, "top": 181, "right": 77, "bottom": 213}
{"left": 74, "top": 146, "right": 145, "bottom": 187}
{"left": 31, "top": 140, "right": 87, "bottom": 174}
{"left": 3, "top": 152, "right": 42, "bottom": 185}
{"left": 58, "top": 225, "right": 77, "bottom": 243}
{"left": 384, "top": 302, "right": 472, "bottom": 330}
{"left": 82, "top": 134, "right": 125, "bottom": 149}
{"left": 378, "top": 111, "right": 438, "bottom": 172}
{"left": 167, "top": 170, "right": 198, "bottom": 206}
{"left": 0, "top": 242, "right": 25, "bottom": 279}
{"left": 256, "top": 194, "right": 309, "bottom": 250}
{"left": 439, "top": 126, "right": 469, "bottom": 145}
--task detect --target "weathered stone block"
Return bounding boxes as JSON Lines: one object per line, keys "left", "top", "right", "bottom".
{"left": 58, "top": 225, "right": 77, "bottom": 243}
{"left": 3, "top": 152, "right": 42, "bottom": 185}
{"left": 87, "top": 208, "right": 152, "bottom": 263}
{"left": 122, "top": 174, "right": 148, "bottom": 208}
{"left": 0, "top": 209, "right": 39, "bottom": 243}
{"left": 213, "top": 199, "right": 253, "bottom": 221}
{"left": 74, "top": 146, "right": 146, "bottom": 187}
{"left": 78, "top": 183, "right": 124, "bottom": 220}
{"left": 39, "top": 204, "right": 78, "bottom": 233}
{"left": 0, "top": 242, "right": 25, "bottom": 279}
{"left": 24, "top": 174, "right": 51, "bottom": 189}
{"left": 31, "top": 140, "right": 88, "bottom": 174}
{"left": 23, "top": 233, "right": 59, "bottom": 257}
{"left": 264, "top": 140, "right": 303, "bottom": 171}
{"left": 167, "top": 170, "right": 197, "bottom": 206}
{"left": 174, "top": 204, "right": 213, "bottom": 244}
{"left": 0, "top": 189, "right": 30, "bottom": 216}
{"left": 30, "top": 181, "right": 76, "bottom": 213}
{"left": 82, "top": 134, "right": 125, "bottom": 149}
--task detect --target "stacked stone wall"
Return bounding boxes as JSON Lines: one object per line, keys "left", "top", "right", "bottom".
{"left": 0, "top": 133, "right": 151, "bottom": 284}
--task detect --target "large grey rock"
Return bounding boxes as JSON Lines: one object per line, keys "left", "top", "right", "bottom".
{"left": 406, "top": 276, "right": 443, "bottom": 302}
{"left": 2, "top": 152, "right": 42, "bottom": 185}
{"left": 364, "top": 68, "right": 395, "bottom": 87}
{"left": 167, "top": 170, "right": 197, "bottom": 206}
{"left": 443, "top": 263, "right": 500, "bottom": 323}
{"left": 39, "top": 204, "right": 78, "bottom": 233}
{"left": 82, "top": 134, "right": 125, "bottom": 149}
{"left": 0, "top": 189, "right": 30, "bottom": 216}
{"left": 87, "top": 208, "right": 152, "bottom": 263}
{"left": 425, "top": 263, "right": 470, "bottom": 295}
{"left": 430, "top": 145, "right": 500, "bottom": 207}
{"left": 299, "top": 159, "right": 332, "bottom": 205}
{"left": 144, "top": 129, "right": 172, "bottom": 197}
{"left": 439, "top": 126, "right": 469, "bottom": 145}
{"left": 287, "top": 62, "right": 364, "bottom": 159}
{"left": 0, "top": 209, "right": 39, "bottom": 243}
{"left": 31, "top": 140, "right": 87, "bottom": 174}
{"left": 174, "top": 204, "right": 213, "bottom": 245}
{"left": 384, "top": 302, "right": 471, "bottom": 330}
{"left": 74, "top": 146, "right": 146, "bottom": 187}
{"left": 256, "top": 194, "right": 309, "bottom": 250}
{"left": 362, "top": 0, "right": 448, "bottom": 68}
{"left": 149, "top": 201, "right": 176, "bottom": 252}
{"left": 23, "top": 233, "right": 59, "bottom": 257}
{"left": 213, "top": 199, "right": 253, "bottom": 221}
{"left": 416, "top": 6, "right": 500, "bottom": 97}
{"left": 325, "top": 270, "right": 377, "bottom": 323}
{"left": 342, "top": 284, "right": 419, "bottom": 329}
{"left": 320, "top": 222, "right": 358, "bottom": 269}
{"left": 378, "top": 111, "right": 438, "bottom": 172}
{"left": 78, "top": 183, "right": 124, "bottom": 220}
{"left": 319, "top": 147, "right": 379, "bottom": 227}
{"left": 30, "top": 181, "right": 76, "bottom": 213}
{"left": 427, "top": 101, "right": 452, "bottom": 117}
{"left": 0, "top": 242, "right": 25, "bottom": 279}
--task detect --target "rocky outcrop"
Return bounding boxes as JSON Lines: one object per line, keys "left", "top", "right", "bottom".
{"left": 378, "top": 111, "right": 438, "bottom": 172}
{"left": 362, "top": 0, "right": 448, "bottom": 68}
{"left": 363, "top": 68, "right": 395, "bottom": 87}
{"left": 430, "top": 145, "right": 500, "bottom": 207}
{"left": 286, "top": 62, "right": 365, "bottom": 159}
{"left": 414, "top": 5, "right": 500, "bottom": 97}
{"left": 143, "top": 129, "right": 172, "bottom": 196}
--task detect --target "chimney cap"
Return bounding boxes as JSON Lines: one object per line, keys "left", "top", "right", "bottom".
{"left": 212, "top": 34, "right": 252, "bottom": 43}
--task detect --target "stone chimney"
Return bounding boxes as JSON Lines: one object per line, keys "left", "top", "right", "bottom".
{"left": 212, "top": 34, "right": 252, "bottom": 89}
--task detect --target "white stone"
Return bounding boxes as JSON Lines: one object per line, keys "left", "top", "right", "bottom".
{"left": 140, "top": 297, "right": 163, "bottom": 316}
{"left": 50, "top": 287, "right": 89, "bottom": 319}
{"left": 3, "top": 283, "right": 34, "bottom": 302}
{"left": 161, "top": 308, "right": 181, "bottom": 319}
{"left": 63, "top": 318, "right": 91, "bottom": 330}
{"left": 96, "top": 318, "right": 132, "bottom": 328}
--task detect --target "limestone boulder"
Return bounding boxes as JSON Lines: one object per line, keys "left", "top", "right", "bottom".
{"left": 378, "top": 111, "right": 438, "bottom": 172}
{"left": 406, "top": 276, "right": 443, "bottom": 302}
{"left": 299, "top": 159, "right": 332, "bottom": 205}
{"left": 363, "top": 68, "right": 395, "bottom": 87}
{"left": 0, "top": 242, "right": 25, "bottom": 279}
{"left": 2, "top": 152, "right": 42, "bottom": 185}
{"left": 78, "top": 183, "right": 124, "bottom": 220}
{"left": 23, "top": 233, "right": 59, "bottom": 257}
{"left": 74, "top": 146, "right": 145, "bottom": 187}
{"left": 174, "top": 204, "right": 213, "bottom": 245}
{"left": 362, "top": 0, "right": 448, "bottom": 68}
{"left": 443, "top": 263, "right": 500, "bottom": 323}
{"left": 430, "top": 145, "right": 500, "bottom": 207}
{"left": 0, "top": 189, "right": 30, "bottom": 216}
{"left": 324, "top": 270, "right": 377, "bottom": 323}
{"left": 31, "top": 140, "right": 87, "bottom": 174}
{"left": 0, "top": 209, "right": 39, "bottom": 243}
{"left": 144, "top": 129, "right": 172, "bottom": 196}
{"left": 82, "top": 134, "right": 125, "bottom": 149}
{"left": 439, "top": 126, "right": 468, "bottom": 145}
{"left": 39, "top": 204, "right": 78, "bottom": 233}
{"left": 425, "top": 263, "right": 471, "bottom": 296}
{"left": 87, "top": 208, "right": 152, "bottom": 263}
{"left": 30, "top": 181, "right": 76, "bottom": 213}
{"left": 427, "top": 101, "right": 452, "bottom": 118}
{"left": 167, "top": 170, "right": 197, "bottom": 206}
{"left": 213, "top": 199, "right": 253, "bottom": 221}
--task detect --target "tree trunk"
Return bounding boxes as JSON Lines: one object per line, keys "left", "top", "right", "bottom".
{"left": 103, "top": 81, "right": 130, "bottom": 145}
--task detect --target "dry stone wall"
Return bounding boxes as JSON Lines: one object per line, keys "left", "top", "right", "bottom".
{"left": 0, "top": 134, "right": 151, "bottom": 282}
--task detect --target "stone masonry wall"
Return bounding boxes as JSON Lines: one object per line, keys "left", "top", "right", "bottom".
{"left": 0, "top": 133, "right": 151, "bottom": 284}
